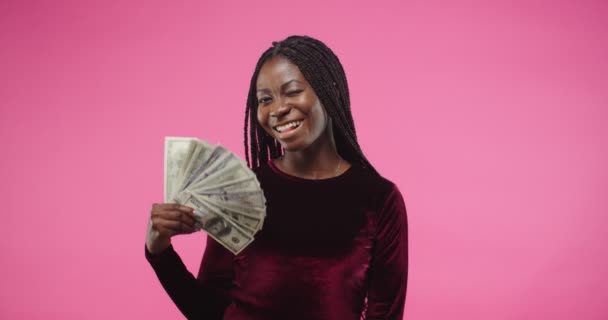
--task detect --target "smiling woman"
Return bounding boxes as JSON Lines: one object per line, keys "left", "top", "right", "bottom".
{"left": 256, "top": 56, "right": 333, "bottom": 161}
{"left": 145, "top": 35, "right": 409, "bottom": 320}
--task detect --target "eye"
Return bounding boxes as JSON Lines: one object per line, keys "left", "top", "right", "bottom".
{"left": 257, "top": 96, "right": 272, "bottom": 105}
{"left": 286, "top": 89, "right": 303, "bottom": 97}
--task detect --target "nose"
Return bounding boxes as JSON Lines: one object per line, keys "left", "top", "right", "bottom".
{"left": 269, "top": 98, "right": 290, "bottom": 118}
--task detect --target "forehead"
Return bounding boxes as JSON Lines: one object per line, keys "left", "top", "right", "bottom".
{"left": 256, "top": 56, "right": 306, "bottom": 88}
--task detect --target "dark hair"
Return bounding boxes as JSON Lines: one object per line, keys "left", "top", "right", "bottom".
{"left": 244, "top": 35, "right": 377, "bottom": 174}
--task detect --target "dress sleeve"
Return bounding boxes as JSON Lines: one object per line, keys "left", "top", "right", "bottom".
{"left": 145, "top": 236, "right": 234, "bottom": 320}
{"left": 365, "top": 184, "right": 409, "bottom": 320}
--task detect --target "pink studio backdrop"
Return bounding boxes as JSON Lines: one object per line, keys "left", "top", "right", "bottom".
{"left": 1, "top": 0, "right": 606, "bottom": 319}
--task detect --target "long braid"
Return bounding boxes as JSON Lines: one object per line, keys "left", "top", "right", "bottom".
{"left": 245, "top": 48, "right": 274, "bottom": 169}
{"left": 280, "top": 39, "right": 362, "bottom": 161}
{"left": 244, "top": 36, "right": 377, "bottom": 175}
{"left": 244, "top": 98, "right": 251, "bottom": 167}
{"left": 288, "top": 38, "right": 372, "bottom": 171}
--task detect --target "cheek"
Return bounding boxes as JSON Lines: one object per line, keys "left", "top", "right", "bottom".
{"left": 256, "top": 108, "right": 266, "bottom": 126}
{"left": 256, "top": 108, "right": 272, "bottom": 134}
{"left": 311, "top": 103, "right": 328, "bottom": 131}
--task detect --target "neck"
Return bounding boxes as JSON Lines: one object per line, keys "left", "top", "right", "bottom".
{"left": 278, "top": 126, "right": 345, "bottom": 179}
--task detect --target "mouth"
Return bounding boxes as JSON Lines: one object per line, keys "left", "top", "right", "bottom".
{"left": 273, "top": 120, "right": 303, "bottom": 133}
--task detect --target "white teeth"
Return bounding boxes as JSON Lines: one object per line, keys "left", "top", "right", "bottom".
{"left": 275, "top": 121, "right": 302, "bottom": 133}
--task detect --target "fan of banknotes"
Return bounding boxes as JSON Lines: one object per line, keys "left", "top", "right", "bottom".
{"left": 164, "top": 137, "right": 266, "bottom": 254}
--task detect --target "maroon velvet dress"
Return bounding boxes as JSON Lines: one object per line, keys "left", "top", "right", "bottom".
{"left": 146, "top": 160, "right": 408, "bottom": 319}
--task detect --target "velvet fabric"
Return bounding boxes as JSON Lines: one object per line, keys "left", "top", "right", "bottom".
{"left": 146, "top": 160, "right": 408, "bottom": 319}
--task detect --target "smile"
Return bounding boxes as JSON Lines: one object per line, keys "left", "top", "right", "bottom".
{"left": 274, "top": 120, "right": 302, "bottom": 133}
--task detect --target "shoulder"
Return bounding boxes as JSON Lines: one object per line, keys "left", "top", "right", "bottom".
{"left": 251, "top": 160, "right": 405, "bottom": 210}
{"left": 350, "top": 166, "right": 407, "bottom": 241}
{"left": 355, "top": 166, "right": 395, "bottom": 192}
{"left": 361, "top": 171, "right": 408, "bottom": 243}
{"left": 349, "top": 165, "right": 404, "bottom": 211}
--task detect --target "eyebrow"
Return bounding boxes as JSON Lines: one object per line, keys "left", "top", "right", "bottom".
{"left": 256, "top": 79, "right": 303, "bottom": 94}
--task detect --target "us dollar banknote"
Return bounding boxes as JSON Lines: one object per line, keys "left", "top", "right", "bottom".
{"left": 164, "top": 137, "right": 266, "bottom": 254}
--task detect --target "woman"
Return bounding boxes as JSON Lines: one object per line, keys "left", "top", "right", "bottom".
{"left": 146, "top": 35, "right": 408, "bottom": 320}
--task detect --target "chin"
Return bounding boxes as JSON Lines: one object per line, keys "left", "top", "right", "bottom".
{"left": 279, "top": 142, "right": 301, "bottom": 152}
{"left": 278, "top": 139, "right": 309, "bottom": 153}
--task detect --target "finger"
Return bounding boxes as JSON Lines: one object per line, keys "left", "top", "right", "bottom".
{"left": 151, "top": 203, "right": 186, "bottom": 212}
{"left": 152, "top": 205, "right": 190, "bottom": 218}
{"left": 153, "top": 217, "right": 195, "bottom": 235}
{"left": 179, "top": 212, "right": 196, "bottom": 228}
{"left": 150, "top": 203, "right": 161, "bottom": 215}
{"left": 156, "top": 212, "right": 196, "bottom": 231}
{"left": 181, "top": 223, "right": 195, "bottom": 234}
{"left": 151, "top": 220, "right": 179, "bottom": 238}
{"left": 151, "top": 203, "right": 173, "bottom": 217}
{"left": 177, "top": 205, "right": 195, "bottom": 214}
{"left": 163, "top": 205, "right": 195, "bottom": 220}
{"left": 152, "top": 207, "right": 196, "bottom": 231}
{"left": 163, "top": 203, "right": 194, "bottom": 213}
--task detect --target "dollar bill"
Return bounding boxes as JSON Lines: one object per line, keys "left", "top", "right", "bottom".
{"left": 191, "top": 159, "right": 253, "bottom": 191}
{"left": 193, "top": 194, "right": 263, "bottom": 233}
{"left": 174, "top": 193, "right": 254, "bottom": 254}
{"left": 164, "top": 137, "right": 196, "bottom": 202}
{"left": 181, "top": 146, "right": 226, "bottom": 190}
{"left": 175, "top": 139, "right": 198, "bottom": 192}
{"left": 164, "top": 137, "right": 266, "bottom": 254}
{"left": 177, "top": 140, "right": 216, "bottom": 192}
{"left": 189, "top": 174, "right": 260, "bottom": 193}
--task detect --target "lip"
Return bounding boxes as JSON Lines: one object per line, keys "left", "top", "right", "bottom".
{"left": 273, "top": 119, "right": 303, "bottom": 132}
{"left": 273, "top": 119, "right": 304, "bottom": 140}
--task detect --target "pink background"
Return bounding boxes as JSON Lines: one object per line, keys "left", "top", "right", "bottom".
{"left": 1, "top": 0, "right": 607, "bottom": 319}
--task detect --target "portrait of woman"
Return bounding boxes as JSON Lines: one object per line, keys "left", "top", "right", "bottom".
{"left": 4, "top": 1, "right": 605, "bottom": 319}
{"left": 145, "top": 35, "right": 409, "bottom": 319}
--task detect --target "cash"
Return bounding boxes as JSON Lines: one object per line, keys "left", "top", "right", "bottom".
{"left": 164, "top": 137, "right": 266, "bottom": 254}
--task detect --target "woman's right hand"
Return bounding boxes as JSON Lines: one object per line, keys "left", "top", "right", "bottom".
{"left": 146, "top": 203, "right": 196, "bottom": 255}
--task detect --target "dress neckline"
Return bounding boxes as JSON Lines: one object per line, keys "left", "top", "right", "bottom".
{"left": 267, "top": 158, "right": 355, "bottom": 183}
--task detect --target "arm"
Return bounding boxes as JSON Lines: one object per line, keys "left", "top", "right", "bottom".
{"left": 365, "top": 184, "right": 409, "bottom": 320}
{"left": 145, "top": 236, "right": 234, "bottom": 320}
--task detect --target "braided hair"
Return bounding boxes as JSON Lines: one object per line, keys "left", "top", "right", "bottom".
{"left": 244, "top": 35, "right": 377, "bottom": 175}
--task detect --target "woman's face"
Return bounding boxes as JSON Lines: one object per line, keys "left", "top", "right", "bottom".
{"left": 256, "top": 56, "right": 330, "bottom": 152}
